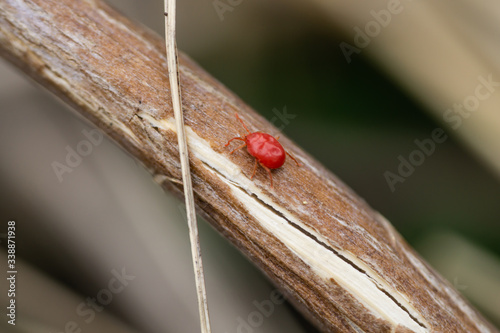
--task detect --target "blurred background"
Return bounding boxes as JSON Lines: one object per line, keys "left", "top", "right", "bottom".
{"left": 1, "top": 0, "right": 499, "bottom": 332}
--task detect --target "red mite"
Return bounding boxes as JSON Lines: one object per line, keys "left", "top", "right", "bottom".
{"left": 225, "top": 113, "right": 300, "bottom": 188}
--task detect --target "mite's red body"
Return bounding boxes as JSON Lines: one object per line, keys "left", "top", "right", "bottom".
{"left": 246, "top": 132, "right": 286, "bottom": 169}
{"left": 225, "top": 113, "right": 300, "bottom": 187}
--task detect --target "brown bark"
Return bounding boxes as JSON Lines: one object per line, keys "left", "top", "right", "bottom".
{"left": 0, "top": 0, "right": 497, "bottom": 332}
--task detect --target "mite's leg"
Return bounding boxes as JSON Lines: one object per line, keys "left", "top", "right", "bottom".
{"left": 250, "top": 158, "right": 258, "bottom": 179}
{"left": 259, "top": 162, "right": 273, "bottom": 188}
{"left": 286, "top": 151, "right": 301, "bottom": 167}
{"left": 234, "top": 113, "right": 251, "bottom": 134}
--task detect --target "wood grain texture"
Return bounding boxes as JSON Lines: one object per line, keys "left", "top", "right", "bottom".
{"left": 0, "top": 0, "right": 497, "bottom": 332}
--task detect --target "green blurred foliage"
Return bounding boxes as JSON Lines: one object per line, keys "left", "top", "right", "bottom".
{"left": 194, "top": 29, "right": 500, "bottom": 257}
